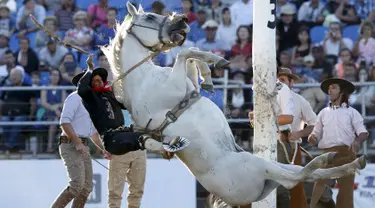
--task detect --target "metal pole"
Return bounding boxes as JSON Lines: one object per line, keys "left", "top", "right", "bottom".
{"left": 222, "top": 69, "right": 229, "bottom": 115}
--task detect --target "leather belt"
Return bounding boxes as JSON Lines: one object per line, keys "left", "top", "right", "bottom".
{"left": 58, "top": 136, "right": 89, "bottom": 146}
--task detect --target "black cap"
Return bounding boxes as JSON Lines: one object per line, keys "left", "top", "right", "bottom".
{"left": 72, "top": 68, "right": 108, "bottom": 86}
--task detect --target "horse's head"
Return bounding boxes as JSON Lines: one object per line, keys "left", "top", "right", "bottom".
{"left": 125, "top": 2, "right": 190, "bottom": 51}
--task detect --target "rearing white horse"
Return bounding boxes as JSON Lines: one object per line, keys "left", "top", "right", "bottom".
{"left": 101, "top": 2, "right": 366, "bottom": 207}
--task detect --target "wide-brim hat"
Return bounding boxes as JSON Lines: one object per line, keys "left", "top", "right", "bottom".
{"left": 277, "top": 67, "right": 299, "bottom": 80}
{"left": 320, "top": 77, "right": 355, "bottom": 95}
{"left": 72, "top": 68, "right": 108, "bottom": 86}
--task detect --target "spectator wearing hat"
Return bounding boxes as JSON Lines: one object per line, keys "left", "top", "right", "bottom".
{"left": 35, "top": 16, "right": 61, "bottom": 51}
{"left": 229, "top": 0, "right": 253, "bottom": 27}
{"left": 308, "top": 77, "right": 368, "bottom": 208}
{"left": 39, "top": 38, "right": 69, "bottom": 69}
{"left": 297, "top": 0, "right": 325, "bottom": 27}
{"left": 294, "top": 55, "right": 316, "bottom": 84}
{"left": 277, "top": 67, "right": 317, "bottom": 208}
{"left": 187, "top": 7, "right": 207, "bottom": 42}
{"left": 182, "top": 0, "right": 197, "bottom": 24}
{"left": 55, "top": 0, "right": 78, "bottom": 31}
{"left": 15, "top": 0, "right": 46, "bottom": 38}
{"left": 196, "top": 20, "right": 231, "bottom": 52}
{"left": 0, "top": 4, "right": 15, "bottom": 37}
{"left": 277, "top": 4, "right": 300, "bottom": 52}
{"left": 276, "top": 0, "right": 297, "bottom": 19}
{"left": 2, "top": 0, "right": 16, "bottom": 13}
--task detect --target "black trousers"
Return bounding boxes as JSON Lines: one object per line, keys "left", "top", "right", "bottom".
{"left": 102, "top": 130, "right": 144, "bottom": 155}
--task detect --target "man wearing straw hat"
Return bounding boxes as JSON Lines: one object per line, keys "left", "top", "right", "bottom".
{"left": 308, "top": 77, "right": 368, "bottom": 208}
{"left": 278, "top": 67, "right": 317, "bottom": 208}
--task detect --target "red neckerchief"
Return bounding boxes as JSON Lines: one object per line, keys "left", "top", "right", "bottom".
{"left": 92, "top": 81, "right": 112, "bottom": 92}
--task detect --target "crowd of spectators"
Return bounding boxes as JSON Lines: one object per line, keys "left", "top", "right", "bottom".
{"left": 0, "top": 0, "right": 374, "bottom": 154}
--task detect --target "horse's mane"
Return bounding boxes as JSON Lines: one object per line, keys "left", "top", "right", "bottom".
{"left": 99, "top": 16, "right": 132, "bottom": 103}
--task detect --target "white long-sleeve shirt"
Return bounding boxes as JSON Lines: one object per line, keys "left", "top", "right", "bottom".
{"left": 60, "top": 91, "right": 97, "bottom": 138}
{"left": 276, "top": 82, "right": 294, "bottom": 131}
{"left": 230, "top": 0, "right": 253, "bottom": 26}
{"left": 311, "top": 103, "right": 368, "bottom": 149}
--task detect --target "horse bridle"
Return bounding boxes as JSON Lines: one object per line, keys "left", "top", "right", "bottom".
{"left": 126, "top": 15, "right": 170, "bottom": 52}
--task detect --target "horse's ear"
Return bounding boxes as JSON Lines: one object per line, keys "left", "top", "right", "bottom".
{"left": 126, "top": 1, "right": 138, "bottom": 17}
{"left": 138, "top": 5, "right": 145, "bottom": 14}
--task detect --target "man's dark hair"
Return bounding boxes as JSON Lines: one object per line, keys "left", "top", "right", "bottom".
{"left": 152, "top": 1, "right": 165, "bottom": 15}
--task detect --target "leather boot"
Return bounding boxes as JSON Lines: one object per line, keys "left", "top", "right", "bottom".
{"left": 71, "top": 190, "right": 90, "bottom": 208}
{"left": 51, "top": 187, "right": 75, "bottom": 208}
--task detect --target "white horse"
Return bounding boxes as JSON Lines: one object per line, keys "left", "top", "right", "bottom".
{"left": 101, "top": 2, "right": 366, "bottom": 207}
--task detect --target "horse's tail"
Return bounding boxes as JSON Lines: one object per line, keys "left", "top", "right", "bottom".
{"left": 206, "top": 193, "right": 233, "bottom": 208}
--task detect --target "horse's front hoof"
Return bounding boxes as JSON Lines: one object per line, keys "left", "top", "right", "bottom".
{"left": 358, "top": 155, "right": 366, "bottom": 169}
{"left": 214, "top": 59, "right": 230, "bottom": 69}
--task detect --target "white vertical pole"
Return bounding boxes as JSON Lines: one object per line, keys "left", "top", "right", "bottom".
{"left": 252, "top": 0, "right": 278, "bottom": 207}
{"left": 223, "top": 69, "right": 229, "bottom": 115}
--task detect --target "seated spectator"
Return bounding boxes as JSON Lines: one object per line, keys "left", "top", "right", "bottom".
{"left": 350, "top": 68, "right": 374, "bottom": 113}
{"left": 40, "top": 69, "right": 65, "bottom": 152}
{"left": 277, "top": 4, "right": 300, "bottom": 52}
{"left": 322, "top": 22, "right": 353, "bottom": 57}
{"left": 318, "top": 0, "right": 360, "bottom": 25}
{"left": 294, "top": 55, "right": 316, "bottom": 84}
{"left": 87, "top": 0, "right": 108, "bottom": 30}
{"left": 0, "top": 67, "right": 37, "bottom": 152}
{"left": 353, "top": 20, "right": 375, "bottom": 67}
{"left": 291, "top": 26, "right": 312, "bottom": 67}
{"left": 200, "top": 0, "right": 224, "bottom": 24}
{"left": 279, "top": 50, "right": 294, "bottom": 71}
{"left": 230, "top": 0, "right": 253, "bottom": 26}
{"left": 229, "top": 25, "right": 252, "bottom": 73}
{"left": 59, "top": 52, "right": 81, "bottom": 85}
{"left": 369, "top": 11, "right": 375, "bottom": 24}
{"left": 15, "top": 37, "right": 39, "bottom": 74}
{"left": 297, "top": 0, "right": 325, "bottom": 27}
{"left": 187, "top": 8, "right": 207, "bottom": 42}
{"left": 38, "top": 0, "right": 60, "bottom": 12}
{"left": 15, "top": 0, "right": 46, "bottom": 38}
{"left": 35, "top": 16, "right": 62, "bottom": 51}
{"left": 197, "top": 20, "right": 231, "bottom": 52}
{"left": 216, "top": 7, "right": 238, "bottom": 47}
{"left": 0, "top": 31, "right": 10, "bottom": 60}
{"left": 0, "top": 51, "right": 32, "bottom": 85}
{"left": 55, "top": 0, "right": 78, "bottom": 31}
{"left": 226, "top": 69, "right": 252, "bottom": 150}
{"left": 0, "top": 4, "right": 15, "bottom": 37}
{"left": 64, "top": 11, "right": 94, "bottom": 57}
{"left": 333, "top": 48, "right": 357, "bottom": 78}
{"left": 300, "top": 79, "right": 327, "bottom": 113}
{"left": 30, "top": 71, "right": 40, "bottom": 86}
{"left": 351, "top": 0, "right": 375, "bottom": 21}
{"left": 182, "top": 0, "right": 197, "bottom": 24}
{"left": 311, "top": 44, "right": 333, "bottom": 81}
{"left": 276, "top": 0, "right": 297, "bottom": 19}
{"left": 39, "top": 38, "right": 69, "bottom": 69}
{"left": 94, "top": 7, "right": 116, "bottom": 47}
{"left": 151, "top": 1, "right": 165, "bottom": 15}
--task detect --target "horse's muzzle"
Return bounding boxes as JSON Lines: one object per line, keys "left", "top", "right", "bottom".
{"left": 168, "top": 15, "right": 189, "bottom": 45}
